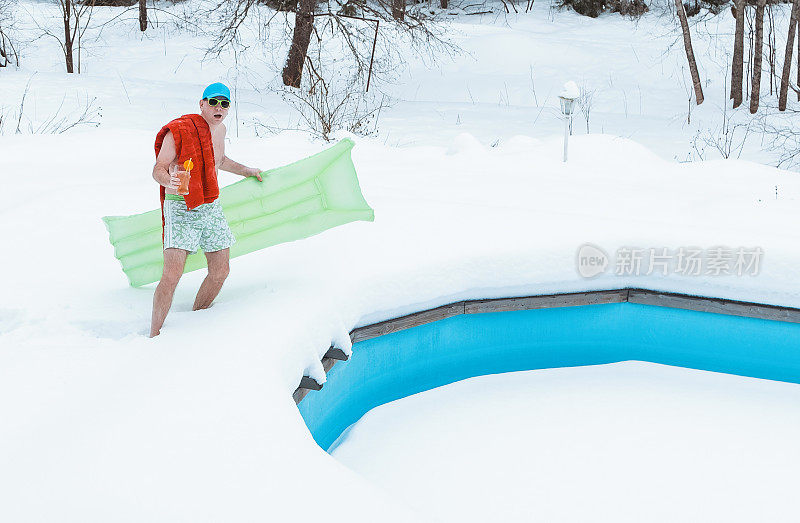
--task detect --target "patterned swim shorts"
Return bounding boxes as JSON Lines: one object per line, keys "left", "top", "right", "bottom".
{"left": 163, "top": 195, "right": 236, "bottom": 254}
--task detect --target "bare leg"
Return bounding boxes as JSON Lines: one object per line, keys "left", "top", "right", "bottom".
{"left": 193, "top": 248, "right": 230, "bottom": 311}
{"left": 149, "top": 248, "right": 189, "bottom": 337}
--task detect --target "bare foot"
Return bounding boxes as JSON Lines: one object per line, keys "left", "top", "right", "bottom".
{"left": 192, "top": 302, "right": 215, "bottom": 312}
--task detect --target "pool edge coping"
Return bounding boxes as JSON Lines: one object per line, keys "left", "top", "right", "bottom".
{"left": 292, "top": 287, "right": 800, "bottom": 403}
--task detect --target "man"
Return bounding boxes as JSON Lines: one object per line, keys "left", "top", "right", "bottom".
{"left": 149, "top": 82, "right": 262, "bottom": 337}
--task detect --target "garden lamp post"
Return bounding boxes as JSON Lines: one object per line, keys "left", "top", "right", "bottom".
{"left": 559, "top": 81, "right": 579, "bottom": 162}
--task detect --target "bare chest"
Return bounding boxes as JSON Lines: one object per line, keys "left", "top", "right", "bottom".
{"left": 211, "top": 130, "right": 224, "bottom": 170}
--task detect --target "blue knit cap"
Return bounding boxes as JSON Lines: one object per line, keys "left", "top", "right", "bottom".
{"left": 202, "top": 82, "right": 231, "bottom": 100}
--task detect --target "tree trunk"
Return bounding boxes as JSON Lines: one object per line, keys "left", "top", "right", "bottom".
{"left": 392, "top": 0, "right": 405, "bottom": 21}
{"left": 747, "top": 8, "right": 753, "bottom": 94}
{"left": 750, "top": 0, "right": 766, "bottom": 113}
{"left": 779, "top": 0, "right": 800, "bottom": 111}
{"left": 282, "top": 0, "right": 315, "bottom": 88}
{"left": 139, "top": 0, "right": 147, "bottom": 32}
{"left": 440, "top": 0, "right": 448, "bottom": 8}
{"left": 64, "top": 0, "right": 74, "bottom": 74}
{"left": 768, "top": 5, "right": 775, "bottom": 94}
{"left": 731, "top": 0, "right": 745, "bottom": 107}
{"left": 675, "top": 0, "right": 704, "bottom": 104}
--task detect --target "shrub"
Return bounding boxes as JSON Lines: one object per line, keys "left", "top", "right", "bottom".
{"left": 608, "top": 0, "right": 648, "bottom": 17}
{"left": 556, "top": 0, "right": 604, "bottom": 17}
{"left": 86, "top": 0, "right": 136, "bottom": 5}
{"left": 556, "top": 0, "right": 648, "bottom": 18}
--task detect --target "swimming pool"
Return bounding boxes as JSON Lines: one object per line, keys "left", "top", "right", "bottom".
{"left": 298, "top": 295, "right": 800, "bottom": 451}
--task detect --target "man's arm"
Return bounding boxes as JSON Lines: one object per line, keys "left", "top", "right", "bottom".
{"left": 217, "top": 124, "right": 262, "bottom": 181}
{"left": 219, "top": 155, "right": 262, "bottom": 181}
{"left": 152, "top": 131, "right": 181, "bottom": 189}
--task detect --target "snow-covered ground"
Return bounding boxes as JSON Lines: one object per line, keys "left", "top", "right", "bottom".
{"left": 332, "top": 362, "right": 800, "bottom": 522}
{"left": 2, "top": 1, "right": 800, "bottom": 521}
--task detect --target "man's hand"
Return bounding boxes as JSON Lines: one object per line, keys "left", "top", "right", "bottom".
{"left": 167, "top": 170, "right": 184, "bottom": 190}
{"left": 245, "top": 167, "right": 263, "bottom": 182}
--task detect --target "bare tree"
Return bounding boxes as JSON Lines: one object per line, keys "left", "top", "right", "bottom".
{"left": 577, "top": 83, "right": 595, "bottom": 133}
{"left": 768, "top": 3, "right": 776, "bottom": 94}
{"left": 731, "top": 0, "right": 745, "bottom": 107}
{"left": 31, "top": 0, "right": 96, "bottom": 73}
{"left": 255, "top": 22, "right": 391, "bottom": 141}
{"left": 60, "top": 0, "right": 92, "bottom": 73}
{"left": 746, "top": 4, "right": 753, "bottom": 87}
{"left": 139, "top": 0, "right": 147, "bottom": 31}
{"left": 675, "top": 0, "right": 704, "bottom": 104}
{"left": 278, "top": 61, "right": 388, "bottom": 141}
{"left": 283, "top": 0, "right": 315, "bottom": 87}
{"left": 0, "top": 0, "right": 20, "bottom": 67}
{"left": 779, "top": 0, "right": 800, "bottom": 111}
{"left": 201, "top": 0, "right": 452, "bottom": 90}
{"left": 750, "top": 0, "right": 766, "bottom": 113}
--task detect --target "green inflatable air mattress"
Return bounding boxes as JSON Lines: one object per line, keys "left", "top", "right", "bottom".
{"left": 102, "top": 138, "right": 373, "bottom": 287}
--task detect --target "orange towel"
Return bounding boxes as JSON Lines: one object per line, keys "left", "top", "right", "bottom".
{"left": 154, "top": 114, "right": 219, "bottom": 240}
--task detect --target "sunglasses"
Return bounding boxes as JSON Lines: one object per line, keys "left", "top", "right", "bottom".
{"left": 206, "top": 98, "right": 231, "bottom": 109}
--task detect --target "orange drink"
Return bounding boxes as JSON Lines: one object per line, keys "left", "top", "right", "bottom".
{"left": 178, "top": 158, "right": 193, "bottom": 195}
